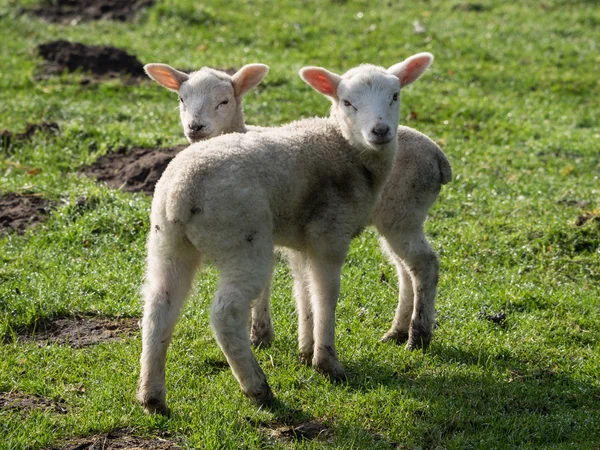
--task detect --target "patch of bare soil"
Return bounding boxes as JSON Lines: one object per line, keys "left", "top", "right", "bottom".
{"left": 17, "top": 315, "right": 139, "bottom": 348}
{"left": 261, "top": 420, "right": 331, "bottom": 443}
{"left": 29, "top": 0, "right": 155, "bottom": 24}
{"left": 0, "top": 193, "right": 52, "bottom": 234}
{"left": 1, "top": 122, "right": 59, "bottom": 152}
{"left": 37, "top": 40, "right": 145, "bottom": 81}
{"left": 0, "top": 391, "right": 67, "bottom": 414}
{"left": 81, "top": 145, "right": 186, "bottom": 195}
{"left": 46, "top": 428, "right": 181, "bottom": 450}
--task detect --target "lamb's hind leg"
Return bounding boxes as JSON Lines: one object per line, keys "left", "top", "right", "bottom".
{"left": 381, "top": 255, "right": 414, "bottom": 344}
{"left": 250, "top": 257, "right": 275, "bottom": 348}
{"left": 379, "top": 231, "right": 439, "bottom": 351}
{"left": 211, "top": 255, "right": 274, "bottom": 405}
{"left": 137, "top": 237, "right": 200, "bottom": 414}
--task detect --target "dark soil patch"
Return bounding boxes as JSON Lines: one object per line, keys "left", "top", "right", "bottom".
{"left": 46, "top": 428, "right": 181, "bottom": 450}
{"left": 0, "top": 391, "right": 67, "bottom": 414}
{"left": 81, "top": 145, "right": 186, "bottom": 195}
{"left": 29, "top": 0, "right": 155, "bottom": 24}
{"left": 575, "top": 212, "right": 600, "bottom": 226}
{"left": 37, "top": 40, "right": 145, "bottom": 81}
{"left": 478, "top": 311, "right": 506, "bottom": 325}
{"left": 16, "top": 315, "right": 139, "bottom": 348}
{"left": 0, "top": 193, "right": 53, "bottom": 234}
{"left": 261, "top": 420, "right": 331, "bottom": 443}
{"left": 1, "top": 122, "right": 59, "bottom": 152}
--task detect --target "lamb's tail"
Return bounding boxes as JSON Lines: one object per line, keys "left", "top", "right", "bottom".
{"left": 165, "top": 185, "right": 194, "bottom": 225}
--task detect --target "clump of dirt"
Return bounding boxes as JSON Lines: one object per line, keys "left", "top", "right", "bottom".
{"left": 29, "top": 0, "right": 155, "bottom": 24}
{"left": 46, "top": 428, "right": 181, "bottom": 450}
{"left": 81, "top": 145, "right": 186, "bottom": 195}
{"left": 478, "top": 311, "right": 506, "bottom": 325}
{"left": 37, "top": 40, "right": 145, "bottom": 80}
{"left": 17, "top": 315, "right": 139, "bottom": 348}
{"left": 0, "top": 193, "right": 53, "bottom": 234}
{"left": 0, "top": 391, "right": 67, "bottom": 414}
{"left": 1, "top": 122, "right": 59, "bottom": 152}
{"left": 261, "top": 420, "right": 331, "bottom": 443}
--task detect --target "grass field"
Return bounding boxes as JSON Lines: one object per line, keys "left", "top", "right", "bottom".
{"left": 1, "top": 0, "right": 599, "bottom": 448}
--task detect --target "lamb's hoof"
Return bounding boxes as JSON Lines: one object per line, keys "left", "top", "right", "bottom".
{"left": 298, "top": 351, "right": 314, "bottom": 366}
{"left": 406, "top": 330, "right": 432, "bottom": 352}
{"left": 250, "top": 326, "right": 275, "bottom": 348}
{"left": 244, "top": 382, "right": 275, "bottom": 406}
{"left": 140, "top": 397, "right": 169, "bottom": 415}
{"left": 313, "top": 359, "right": 347, "bottom": 383}
{"left": 381, "top": 329, "right": 409, "bottom": 344}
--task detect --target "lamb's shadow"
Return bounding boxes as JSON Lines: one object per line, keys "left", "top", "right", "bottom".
{"left": 338, "top": 343, "right": 599, "bottom": 446}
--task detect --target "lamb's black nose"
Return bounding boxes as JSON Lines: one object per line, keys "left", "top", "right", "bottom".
{"left": 372, "top": 124, "right": 390, "bottom": 137}
{"left": 188, "top": 122, "right": 206, "bottom": 132}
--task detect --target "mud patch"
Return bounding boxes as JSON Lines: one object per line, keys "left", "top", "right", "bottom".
{"left": 261, "top": 420, "right": 331, "bottom": 443}
{"left": 1, "top": 122, "right": 59, "bottom": 152}
{"left": 16, "top": 315, "right": 139, "bottom": 348}
{"left": 46, "top": 428, "right": 181, "bottom": 450}
{"left": 0, "top": 193, "right": 53, "bottom": 235}
{"left": 0, "top": 391, "right": 67, "bottom": 414}
{"left": 29, "top": 0, "right": 154, "bottom": 24}
{"left": 37, "top": 40, "right": 145, "bottom": 81}
{"left": 81, "top": 145, "right": 186, "bottom": 195}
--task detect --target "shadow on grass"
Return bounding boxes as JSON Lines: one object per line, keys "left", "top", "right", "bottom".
{"left": 338, "top": 344, "right": 600, "bottom": 447}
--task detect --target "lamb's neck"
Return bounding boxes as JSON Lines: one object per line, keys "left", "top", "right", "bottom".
{"left": 325, "top": 115, "right": 397, "bottom": 194}
{"left": 224, "top": 103, "right": 248, "bottom": 134}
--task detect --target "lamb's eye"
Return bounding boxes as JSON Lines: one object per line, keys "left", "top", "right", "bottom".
{"left": 343, "top": 100, "right": 354, "bottom": 108}
{"left": 218, "top": 100, "right": 229, "bottom": 108}
{"left": 392, "top": 93, "right": 399, "bottom": 101}
{"left": 178, "top": 96, "right": 184, "bottom": 104}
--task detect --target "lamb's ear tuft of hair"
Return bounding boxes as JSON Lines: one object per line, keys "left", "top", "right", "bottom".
{"left": 231, "top": 64, "right": 269, "bottom": 97}
{"left": 387, "top": 53, "right": 434, "bottom": 87}
{"left": 144, "top": 64, "right": 189, "bottom": 92}
{"left": 299, "top": 67, "right": 342, "bottom": 99}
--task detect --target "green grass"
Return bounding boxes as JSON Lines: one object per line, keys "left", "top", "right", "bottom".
{"left": 1, "top": 0, "right": 599, "bottom": 448}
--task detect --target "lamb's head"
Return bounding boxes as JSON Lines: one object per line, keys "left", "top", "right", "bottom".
{"left": 299, "top": 53, "right": 433, "bottom": 151}
{"left": 144, "top": 63, "right": 269, "bottom": 143}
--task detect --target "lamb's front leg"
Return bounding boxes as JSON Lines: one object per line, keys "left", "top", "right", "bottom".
{"left": 308, "top": 257, "right": 346, "bottom": 381}
{"left": 287, "top": 251, "right": 314, "bottom": 364}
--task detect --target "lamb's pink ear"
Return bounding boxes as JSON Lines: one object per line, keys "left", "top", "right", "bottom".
{"left": 231, "top": 64, "right": 269, "bottom": 97}
{"left": 299, "top": 66, "right": 342, "bottom": 99}
{"left": 144, "top": 64, "right": 189, "bottom": 92}
{"left": 387, "top": 53, "right": 434, "bottom": 87}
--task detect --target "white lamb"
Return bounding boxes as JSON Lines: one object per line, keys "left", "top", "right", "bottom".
{"left": 144, "top": 58, "right": 451, "bottom": 356}
{"left": 138, "top": 53, "right": 434, "bottom": 412}
{"left": 144, "top": 63, "right": 270, "bottom": 142}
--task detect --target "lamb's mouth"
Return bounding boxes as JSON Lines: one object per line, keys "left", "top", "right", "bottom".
{"left": 186, "top": 131, "right": 214, "bottom": 142}
{"left": 368, "top": 137, "right": 393, "bottom": 146}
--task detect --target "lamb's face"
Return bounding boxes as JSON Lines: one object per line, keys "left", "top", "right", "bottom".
{"left": 334, "top": 68, "right": 400, "bottom": 151}
{"left": 178, "top": 71, "right": 238, "bottom": 143}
